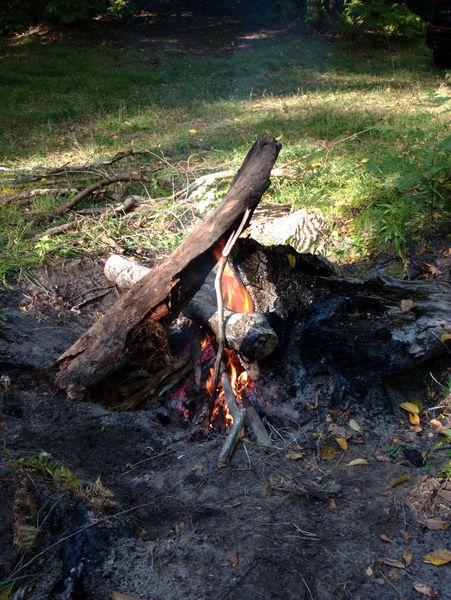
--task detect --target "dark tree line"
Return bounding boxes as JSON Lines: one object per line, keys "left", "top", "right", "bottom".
{"left": 0, "top": 0, "right": 436, "bottom": 33}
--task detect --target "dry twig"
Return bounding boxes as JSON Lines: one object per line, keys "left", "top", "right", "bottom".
{"left": 210, "top": 207, "right": 251, "bottom": 404}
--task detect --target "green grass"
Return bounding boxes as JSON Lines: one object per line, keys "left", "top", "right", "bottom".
{"left": 0, "top": 24, "right": 449, "bottom": 281}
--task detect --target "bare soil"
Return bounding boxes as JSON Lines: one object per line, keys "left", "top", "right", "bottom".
{"left": 0, "top": 255, "right": 449, "bottom": 600}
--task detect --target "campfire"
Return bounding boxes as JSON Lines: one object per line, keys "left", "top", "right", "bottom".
{"left": 55, "top": 135, "right": 450, "bottom": 468}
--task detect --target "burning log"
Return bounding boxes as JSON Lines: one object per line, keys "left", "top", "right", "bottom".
{"left": 55, "top": 136, "right": 281, "bottom": 401}
{"left": 104, "top": 257, "right": 279, "bottom": 362}
{"left": 217, "top": 367, "right": 246, "bottom": 468}
{"left": 186, "top": 273, "right": 278, "bottom": 362}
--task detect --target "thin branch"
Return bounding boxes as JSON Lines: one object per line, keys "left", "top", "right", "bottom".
{"left": 8, "top": 150, "right": 150, "bottom": 184}
{"left": 33, "top": 221, "right": 76, "bottom": 240}
{"left": 44, "top": 173, "right": 154, "bottom": 220}
{"left": 0, "top": 188, "right": 78, "bottom": 205}
{"left": 210, "top": 207, "right": 251, "bottom": 405}
{"left": 217, "top": 367, "right": 246, "bottom": 468}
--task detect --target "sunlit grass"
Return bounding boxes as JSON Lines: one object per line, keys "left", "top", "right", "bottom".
{"left": 0, "top": 26, "right": 449, "bottom": 280}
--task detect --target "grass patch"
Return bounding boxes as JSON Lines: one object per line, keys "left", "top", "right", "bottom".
{"left": 0, "top": 23, "right": 449, "bottom": 280}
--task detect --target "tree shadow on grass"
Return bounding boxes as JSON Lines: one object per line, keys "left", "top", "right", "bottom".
{"left": 0, "top": 15, "right": 442, "bottom": 163}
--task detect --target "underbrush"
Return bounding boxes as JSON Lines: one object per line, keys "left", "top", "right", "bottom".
{"left": 0, "top": 24, "right": 449, "bottom": 281}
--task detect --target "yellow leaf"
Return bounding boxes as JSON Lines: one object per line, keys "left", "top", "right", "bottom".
{"left": 403, "top": 548, "right": 413, "bottom": 567}
{"left": 346, "top": 458, "right": 368, "bottom": 466}
{"left": 360, "top": 158, "right": 369, "bottom": 163}
{"left": 409, "top": 413, "right": 421, "bottom": 426}
{"left": 311, "top": 162, "right": 322, "bottom": 168}
{"left": 189, "top": 128, "right": 197, "bottom": 134}
{"left": 423, "top": 549, "right": 451, "bottom": 566}
{"left": 440, "top": 332, "right": 451, "bottom": 343}
{"left": 0, "top": 585, "right": 13, "bottom": 600}
{"left": 320, "top": 445, "right": 337, "bottom": 461}
{"left": 40, "top": 177, "right": 47, "bottom": 182}
{"left": 287, "top": 253, "right": 296, "bottom": 268}
{"left": 399, "top": 402, "right": 419, "bottom": 415}
{"left": 388, "top": 474, "right": 411, "bottom": 488}
{"left": 349, "top": 419, "right": 361, "bottom": 432}
{"left": 336, "top": 437, "right": 348, "bottom": 451}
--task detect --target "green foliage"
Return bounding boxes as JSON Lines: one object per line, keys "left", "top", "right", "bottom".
{"left": 343, "top": 0, "right": 424, "bottom": 40}
{"left": 19, "top": 451, "right": 84, "bottom": 490}
{"left": 45, "top": 0, "right": 105, "bottom": 23}
{"left": 362, "top": 135, "right": 450, "bottom": 254}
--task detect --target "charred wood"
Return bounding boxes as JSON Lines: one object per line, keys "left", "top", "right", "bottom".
{"left": 55, "top": 136, "right": 281, "bottom": 401}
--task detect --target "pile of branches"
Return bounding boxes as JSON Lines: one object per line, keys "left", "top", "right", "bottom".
{"left": 0, "top": 151, "right": 293, "bottom": 241}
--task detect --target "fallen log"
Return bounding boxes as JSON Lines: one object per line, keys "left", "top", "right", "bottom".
{"left": 55, "top": 135, "right": 281, "bottom": 400}
{"left": 185, "top": 272, "right": 278, "bottom": 362}
{"left": 104, "top": 256, "right": 278, "bottom": 362}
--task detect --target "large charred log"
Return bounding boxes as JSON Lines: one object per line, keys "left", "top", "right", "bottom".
{"left": 231, "top": 239, "right": 450, "bottom": 416}
{"left": 55, "top": 136, "right": 281, "bottom": 402}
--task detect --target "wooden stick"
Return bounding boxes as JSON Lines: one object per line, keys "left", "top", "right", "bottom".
{"left": 217, "top": 369, "right": 246, "bottom": 468}
{"left": 210, "top": 207, "right": 251, "bottom": 406}
{"left": 8, "top": 150, "right": 150, "bottom": 184}
{"left": 0, "top": 188, "right": 78, "bottom": 205}
{"left": 45, "top": 173, "right": 154, "bottom": 220}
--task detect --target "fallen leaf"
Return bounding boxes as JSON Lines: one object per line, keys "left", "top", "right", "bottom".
{"left": 401, "top": 299, "right": 415, "bottom": 313}
{"left": 403, "top": 548, "right": 413, "bottom": 567}
{"left": 428, "top": 419, "right": 444, "bottom": 432}
{"left": 228, "top": 550, "right": 239, "bottom": 568}
{"left": 400, "top": 402, "right": 420, "bottom": 415}
{"left": 409, "top": 413, "right": 421, "bottom": 426}
{"left": 388, "top": 474, "right": 411, "bottom": 488}
{"left": 112, "top": 592, "right": 141, "bottom": 600}
{"left": 349, "top": 419, "right": 362, "bottom": 432}
{"left": 335, "top": 437, "right": 348, "bottom": 451}
{"left": 380, "top": 534, "right": 392, "bottom": 543}
{"left": 346, "top": 458, "right": 368, "bottom": 467}
{"left": 440, "top": 332, "right": 451, "bottom": 343}
{"left": 329, "top": 498, "right": 338, "bottom": 513}
{"left": 320, "top": 445, "right": 337, "bottom": 461}
{"left": 417, "top": 518, "right": 449, "bottom": 531}
{"left": 423, "top": 549, "right": 451, "bottom": 566}
{"left": 365, "top": 565, "right": 373, "bottom": 576}
{"left": 375, "top": 453, "right": 389, "bottom": 462}
{"left": 287, "top": 253, "right": 296, "bottom": 268}
{"left": 376, "top": 556, "right": 405, "bottom": 569}
{"left": 400, "top": 529, "right": 412, "bottom": 541}
{"left": 328, "top": 423, "right": 346, "bottom": 437}
{"left": 412, "top": 581, "right": 439, "bottom": 598}
{"left": 191, "top": 464, "right": 203, "bottom": 472}
{"left": 0, "top": 585, "right": 13, "bottom": 600}
{"left": 175, "top": 521, "right": 185, "bottom": 534}
{"left": 286, "top": 451, "right": 305, "bottom": 461}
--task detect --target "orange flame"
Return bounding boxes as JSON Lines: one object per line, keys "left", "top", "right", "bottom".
{"left": 203, "top": 240, "right": 256, "bottom": 430}
{"left": 213, "top": 240, "right": 254, "bottom": 313}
